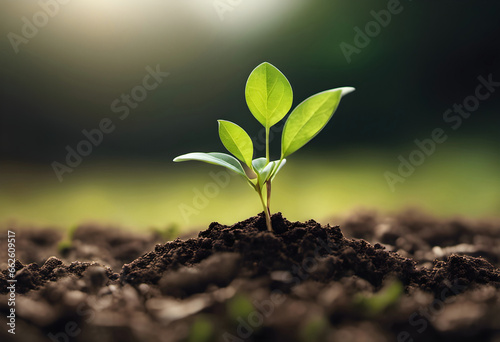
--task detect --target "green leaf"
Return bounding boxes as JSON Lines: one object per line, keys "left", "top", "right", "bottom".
{"left": 245, "top": 62, "right": 293, "bottom": 129}
{"left": 173, "top": 152, "right": 247, "bottom": 179}
{"left": 251, "top": 158, "right": 283, "bottom": 189}
{"left": 251, "top": 157, "right": 269, "bottom": 189}
{"left": 251, "top": 157, "right": 268, "bottom": 173}
{"left": 281, "top": 87, "right": 355, "bottom": 158}
{"left": 270, "top": 158, "right": 286, "bottom": 181}
{"left": 258, "top": 162, "right": 277, "bottom": 189}
{"left": 218, "top": 120, "right": 254, "bottom": 167}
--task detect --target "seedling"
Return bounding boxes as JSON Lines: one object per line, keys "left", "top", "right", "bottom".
{"left": 354, "top": 279, "right": 403, "bottom": 316}
{"left": 57, "top": 224, "right": 78, "bottom": 255}
{"left": 174, "top": 62, "right": 354, "bottom": 231}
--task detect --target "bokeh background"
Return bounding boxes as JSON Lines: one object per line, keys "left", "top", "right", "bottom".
{"left": 1, "top": 0, "right": 499, "bottom": 232}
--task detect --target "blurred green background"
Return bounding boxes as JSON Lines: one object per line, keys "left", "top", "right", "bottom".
{"left": 1, "top": 0, "right": 499, "bottom": 231}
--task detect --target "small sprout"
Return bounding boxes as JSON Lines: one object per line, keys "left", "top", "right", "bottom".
{"left": 225, "top": 294, "right": 262, "bottom": 335}
{"left": 57, "top": 239, "right": 73, "bottom": 255}
{"left": 187, "top": 315, "right": 214, "bottom": 342}
{"left": 152, "top": 223, "right": 180, "bottom": 241}
{"left": 174, "top": 62, "right": 354, "bottom": 231}
{"left": 354, "top": 279, "right": 404, "bottom": 316}
{"left": 226, "top": 293, "right": 254, "bottom": 322}
{"left": 57, "top": 224, "right": 78, "bottom": 255}
{"left": 300, "top": 315, "right": 329, "bottom": 342}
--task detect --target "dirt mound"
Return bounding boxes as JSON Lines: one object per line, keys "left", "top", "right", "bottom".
{"left": 121, "top": 213, "right": 500, "bottom": 294}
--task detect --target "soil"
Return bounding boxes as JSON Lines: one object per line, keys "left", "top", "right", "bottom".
{"left": 1, "top": 211, "right": 500, "bottom": 342}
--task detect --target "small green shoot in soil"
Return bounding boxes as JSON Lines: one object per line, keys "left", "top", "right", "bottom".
{"left": 174, "top": 62, "right": 354, "bottom": 231}
{"left": 187, "top": 315, "right": 214, "bottom": 342}
{"left": 151, "top": 224, "right": 180, "bottom": 241}
{"left": 354, "top": 279, "right": 403, "bottom": 316}
{"left": 57, "top": 224, "right": 78, "bottom": 255}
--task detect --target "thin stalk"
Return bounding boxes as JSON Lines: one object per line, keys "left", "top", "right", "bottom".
{"left": 258, "top": 188, "right": 272, "bottom": 231}
{"left": 265, "top": 127, "right": 270, "bottom": 163}
{"left": 266, "top": 180, "right": 272, "bottom": 217}
{"left": 264, "top": 127, "right": 273, "bottom": 231}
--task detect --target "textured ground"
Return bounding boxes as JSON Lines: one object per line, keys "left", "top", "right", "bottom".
{"left": 1, "top": 211, "right": 500, "bottom": 342}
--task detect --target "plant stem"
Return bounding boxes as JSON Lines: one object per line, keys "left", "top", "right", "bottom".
{"left": 261, "top": 127, "right": 272, "bottom": 231}
{"left": 265, "top": 127, "right": 270, "bottom": 163}
{"left": 258, "top": 186, "right": 273, "bottom": 232}
{"left": 266, "top": 180, "right": 272, "bottom": 217}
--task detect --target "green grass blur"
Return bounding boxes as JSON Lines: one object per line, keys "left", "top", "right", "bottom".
{"left": 1, "top": 141, "right": 498, "bottom": 232}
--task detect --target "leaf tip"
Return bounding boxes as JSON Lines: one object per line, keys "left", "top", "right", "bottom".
{"left": 341, "top": 87, "right": 356, "bottom": 96}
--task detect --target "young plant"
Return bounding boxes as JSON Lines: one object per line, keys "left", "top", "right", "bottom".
{"left": 174, "top": 62, "right": 354, "bottom": 231}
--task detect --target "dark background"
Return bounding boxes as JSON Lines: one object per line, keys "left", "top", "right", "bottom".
{"left": 1, "top": 0, "right": 499, "bottom": 229}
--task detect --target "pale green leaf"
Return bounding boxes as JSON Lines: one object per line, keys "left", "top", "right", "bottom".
{"left": 218, "top": 120, "right": 254, "bottom": 167}
{"left": 251, "top": 157, "right": 269, "bottom": 189}
{"left": 270, "top": 158, "right": 286, "bottom": 181}
{"left": 251, "top": 158, "right": 283, "bottom": 189}
{"left": 251, "top": 157, "right": 267, "bottom": 173}
{"left": 245, "top": 62, "right": 293, "bottom": 129}
{"left": 258, "top": 161, "right": 277, "bottom": 189}
{"left": 173, "top": 152, "right": 247, "bottom": 178}
{"left": 281, "top": 87, "right": 355, "bottom": 158}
